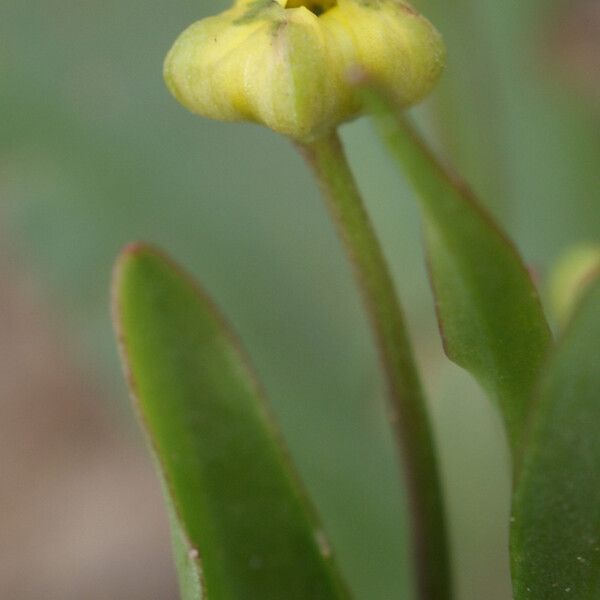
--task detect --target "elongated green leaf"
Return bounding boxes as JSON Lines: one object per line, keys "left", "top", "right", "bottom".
{"left": 112, "top": 243, "right": 350, "bottom": 600}
{"left": 511, "top": 273, "right": 600, "bottom": 599}
{"left": 362, "top": 86, "right": 552, "bottom": 457}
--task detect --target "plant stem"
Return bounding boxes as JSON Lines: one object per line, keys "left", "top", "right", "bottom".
{"left": 297, "top": 130, "right": 452, "bottom": 600}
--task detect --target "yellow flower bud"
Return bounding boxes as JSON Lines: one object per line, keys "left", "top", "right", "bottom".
{"left": 164, "top": 0, "right": 445, "bottom": 141}
{"left": 549, "top": 243, "right": 600, "bottom": 326}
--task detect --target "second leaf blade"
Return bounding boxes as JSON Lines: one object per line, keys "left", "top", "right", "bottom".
{"left": 363, "top": 86, "right": 552, "bottom": 459}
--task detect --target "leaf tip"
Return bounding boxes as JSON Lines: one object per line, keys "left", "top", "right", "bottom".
{"left": 111, "top": 241, "right": 169, "bottom": 317}
{"left": 110, "top": 241, "right": 169, "bottom": 398}
{"left": 113, "top": 241, "right": 161, "bottom": 277}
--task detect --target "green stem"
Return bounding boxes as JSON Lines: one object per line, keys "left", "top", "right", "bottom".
{"left": 297, "top": 130, "right": 452, "bottom": 600}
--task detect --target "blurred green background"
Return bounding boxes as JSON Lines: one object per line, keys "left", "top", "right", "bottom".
{"left": 1, "top": 0, "right": 599, "bottom": 598}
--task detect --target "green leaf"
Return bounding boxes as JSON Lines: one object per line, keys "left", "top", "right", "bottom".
{"left": 362, "top": 86, "right": 552, "bottom": 458}
{"left": 112, "top": 243, "right": 350, "bottom": 600}
{"left": 511, "top": 273, "right": 600, "bottom": 599}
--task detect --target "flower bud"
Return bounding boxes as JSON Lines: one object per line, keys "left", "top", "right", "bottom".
{"left": 164, "top": 0, "right": 445, "bottom": 141}
{"left": 549, "top": 243, "right": 600, "bottom": 326}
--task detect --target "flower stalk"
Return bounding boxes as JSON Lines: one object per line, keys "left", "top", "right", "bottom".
{"left": 298, "top": 131, "right": 452, "bottom": 600}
